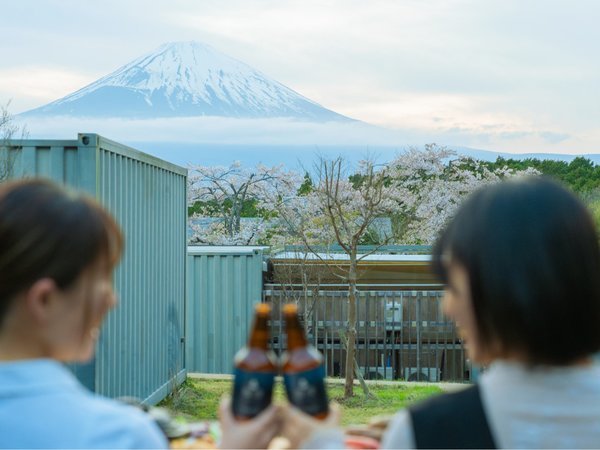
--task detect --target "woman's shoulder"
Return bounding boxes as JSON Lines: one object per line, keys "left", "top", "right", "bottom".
{"left": 409, "top": 385, "right": 496, "bottom": 449}
{"left": 78, "top": 394, "right": 168, "bottom": 448}
{"left": 0, "top": 384, "right": 167, "bottom": 448}
{"left": 481, "top": 359, "right": 600, "bottom": 394}
{"left": 382, "top": 385, "right": 497, "bottom": 449}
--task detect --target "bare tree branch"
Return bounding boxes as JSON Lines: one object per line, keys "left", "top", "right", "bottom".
{"left": 1, "top": 101, "right": 27, "bottom": 182}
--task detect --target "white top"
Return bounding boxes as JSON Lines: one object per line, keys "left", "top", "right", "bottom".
{"left": 0, "top": 359, "right": 167, "bottom": 449}
{"left": 381, "top": 360, "right": 600, "bottom": 449}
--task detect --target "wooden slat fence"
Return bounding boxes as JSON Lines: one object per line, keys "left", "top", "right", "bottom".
{"left": 264, "top": 287, "right": 470, "bottom": 382}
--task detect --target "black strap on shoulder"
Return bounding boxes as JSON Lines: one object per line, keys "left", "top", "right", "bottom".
{"left": 409, "top": 384, "right": 496, "bottom": 449}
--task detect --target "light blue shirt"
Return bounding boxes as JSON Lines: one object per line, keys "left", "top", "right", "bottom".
{"left": 0, "top": 359, "right": 168, "bottom": 449}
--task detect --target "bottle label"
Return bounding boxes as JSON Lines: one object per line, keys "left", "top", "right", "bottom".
{"left": 284, "top": 365, "right": 329, "bottom": 416}
{"left": 232, "top": 368, "right": 275, "bottom": 418}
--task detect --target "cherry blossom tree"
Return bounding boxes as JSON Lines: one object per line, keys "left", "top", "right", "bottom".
{"left": 270, "top": 156, "right": 398, "bottom": 398}
{"left": 187, "top": 161, "right": 300, "bottom": 245}
{"left": 188, "top": 218, "right": 269, "bottom": 245}
{"left": 389, "top": 144, "right": 539, "bottom": 244}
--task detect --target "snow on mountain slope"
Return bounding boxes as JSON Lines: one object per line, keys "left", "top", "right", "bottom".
{"left": 22, "top": 41, "right": 354, "bottom": 121}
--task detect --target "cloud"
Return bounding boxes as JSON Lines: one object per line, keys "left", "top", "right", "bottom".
{"left": 0, "top": 67, "right": 95, "bottom": 112}
{"left": 498, "top": 131, "right": 534, "bottom": 140}
{"left": 17, "top": 115, "right": 404, "bottom": 146}
{"left": 14, "top": 115, "right": 590, "bottom": 157}
{"left": 2, "top": 1, "right": 599, "bottom": 155}
{"left": 539, "top": 131, "right": 571, "bottom": 144}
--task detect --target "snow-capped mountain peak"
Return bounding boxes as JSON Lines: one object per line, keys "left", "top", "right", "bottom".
{"left": 22, "top": 41, "right": 353, "bottom": 121}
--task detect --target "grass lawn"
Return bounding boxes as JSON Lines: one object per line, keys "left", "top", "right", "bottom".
{"left": 159, "top": 378, "right": 443, "bottom": 426}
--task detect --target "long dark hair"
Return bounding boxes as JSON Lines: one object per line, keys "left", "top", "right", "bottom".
{"left": 0, "top": 179, "right": 123, "bottom": 326}
{"left": 433, "top": 176, "right": 600, "bottom": 365}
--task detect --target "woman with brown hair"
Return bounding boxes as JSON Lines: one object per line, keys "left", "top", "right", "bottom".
{"left": 0, "top": 179, "right": 167, "bottom": 448}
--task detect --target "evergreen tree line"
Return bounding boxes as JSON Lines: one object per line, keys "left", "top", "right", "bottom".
{"left": 482, "top": 156, "right": 600, "bottom": 228}
{"left": 483, "top": 156, "right": 600, "bottom": 194}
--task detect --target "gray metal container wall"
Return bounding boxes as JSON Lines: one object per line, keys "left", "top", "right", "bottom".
{"left": 8, "top": 134, "right": 187, "bottom": 404}
{"left": 186, "top": 247, "right": 264, "bottom": 373}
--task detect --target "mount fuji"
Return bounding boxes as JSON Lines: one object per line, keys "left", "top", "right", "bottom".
{"left": 22, "top": 41, "right": 354, "bottom": 121}
{"left": 18, "top": 41, "right": 595, "bottom": 168}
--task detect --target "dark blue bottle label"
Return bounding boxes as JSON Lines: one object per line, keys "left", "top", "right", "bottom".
{"left": 232, "top": 368, "right": 275, "bottom": 418}
{"left": 284, "top": 365, "right": 329, "bottom": 416}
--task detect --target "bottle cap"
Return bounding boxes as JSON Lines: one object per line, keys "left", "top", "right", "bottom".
{"left": 255, "top": 303, "right": 271, "bottom": 314}
{"left": 282, "top": 303, "right": 298, "bottom": 315}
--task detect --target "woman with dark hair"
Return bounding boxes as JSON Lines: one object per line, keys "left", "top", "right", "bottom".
{"left": 0, "top": 179, "right": 167, "bottom": 448}
{"left": 281, "top": 177, "right": 600, "bottom": 449}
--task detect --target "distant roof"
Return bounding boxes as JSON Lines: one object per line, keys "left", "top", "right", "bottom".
{"left": 188, "top": 245, "right": 268, "bottom": 255}
{"left": 271, "top": 252, "right": 431, "bottom": 263}
{"left": 282, "top": 244, "right": 432, "bottom": 255}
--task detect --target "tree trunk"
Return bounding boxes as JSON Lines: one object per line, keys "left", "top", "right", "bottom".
{"left": 339, "top": 330, "right": 373, "bottom": 399}
{"left": 233, "top": 205, "right": 241, "bottom": 234}
{"left": 344, "top": 254, "right": 358, "bottom": 398}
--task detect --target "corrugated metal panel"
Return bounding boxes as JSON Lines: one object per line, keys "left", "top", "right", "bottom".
{"left": 7, "top": 134, "right": 187, "bottom": 404}
{"left": 186, "top": 246, "right": 264, "bottom": 373}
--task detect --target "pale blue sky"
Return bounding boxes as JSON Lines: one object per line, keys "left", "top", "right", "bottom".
{"left": 1, "top": 0, "right": 599, "bottom": 154}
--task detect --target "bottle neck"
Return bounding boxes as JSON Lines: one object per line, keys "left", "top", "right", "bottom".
{"left": 285, "top": 313, "right": 308, "bottom": 350}
{"left": 248, "top": 314, "right": 270, "bottom": 349}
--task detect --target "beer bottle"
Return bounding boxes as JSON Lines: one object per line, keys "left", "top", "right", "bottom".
{"left": 232, "top": 303, "right": 277, "bottom": 420}
{"left": 281, "top": 303, "right": 329, "bottom": 419}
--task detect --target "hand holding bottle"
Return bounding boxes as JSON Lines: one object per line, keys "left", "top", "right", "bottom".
{"left": 219, "top": 397, "right": 282, "bottom": 449}
{"left": 222, "top": 302, "right": 335, "bottom": 449}
{"left": 280, "top": 402, "right": 342, "bottom": 449}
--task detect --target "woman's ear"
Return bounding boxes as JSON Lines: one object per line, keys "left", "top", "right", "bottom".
{"left": 24, "top": 278, "right": 58, "bottom": 325}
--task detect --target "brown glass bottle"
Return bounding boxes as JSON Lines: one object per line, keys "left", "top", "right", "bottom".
{"left": 231, "top": 303, "right": 277, "bottom": 420}
{"left": 281, "top": 303, "right": 329, "bottom": 419}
